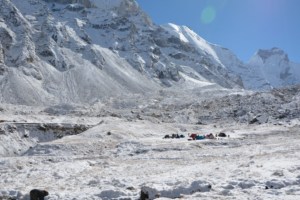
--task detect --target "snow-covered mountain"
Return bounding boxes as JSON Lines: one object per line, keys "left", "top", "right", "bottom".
{"left": 0, "top": 0, "right": 163, "bottom": 105}
{"left": 0, "top": 0, "right": 246, "bottom": 105}
{"left": 247, "top": 47, "right": 300, "bottom": 89}
{"left": 162, "top": 23, "right": 300, "bottom": 91}
{"left": 161, "top": 23, "right": 246, "bottom": 88}
{"left": 0, "top": 0, "right": 299, "bottom": 105}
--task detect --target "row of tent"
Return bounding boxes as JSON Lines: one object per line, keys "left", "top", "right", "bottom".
{"left": 163, "top": 132, "right": 228, "bottom": 140}
{"left": 163, "top": 134, "right": 185, "bottom": 139}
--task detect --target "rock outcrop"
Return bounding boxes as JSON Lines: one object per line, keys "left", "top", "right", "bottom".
{"left": 43, "top": 0, "right": 92, "bottom": 8}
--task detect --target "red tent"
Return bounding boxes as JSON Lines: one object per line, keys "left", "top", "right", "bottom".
{"left": 190, "top": 134, "right": 197, "bottom": 138}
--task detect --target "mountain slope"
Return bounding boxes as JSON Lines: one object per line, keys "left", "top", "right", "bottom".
{"left": 0, "top": 0, "right": 162, "bottom": 105}
{"left": 161, "top": 23, "right": 246, "bottom": 88}
{"left": 0, "top": 0, "right": 299, "bottom": 106}
{"left": 0, "top": 0, "right": 247, "bottom": 105}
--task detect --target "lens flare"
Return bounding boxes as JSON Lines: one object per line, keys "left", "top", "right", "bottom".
{"left": 201, "top": 6, "right": 216, "bottom": 24}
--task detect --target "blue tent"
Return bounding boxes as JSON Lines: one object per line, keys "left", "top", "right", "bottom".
{"left": 196, "top": 135, "right": 204, "bottom": 140}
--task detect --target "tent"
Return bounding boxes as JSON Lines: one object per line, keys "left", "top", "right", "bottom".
{"left": 218, "top": 132, "right": 227, "bottom": 137}
{"left": 196, "top": 135, "right": 204, "bottom": 140}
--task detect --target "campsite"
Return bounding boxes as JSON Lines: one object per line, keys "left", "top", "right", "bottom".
{"left": 1, "top": 114, "right": 300, "bottom": 199}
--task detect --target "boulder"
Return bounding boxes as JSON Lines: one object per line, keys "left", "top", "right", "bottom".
{"left": 257, "top": 115, "right": 268, "bottom": 124}
{"left": 249, "top": 117, "right": 259, "bottom": 124}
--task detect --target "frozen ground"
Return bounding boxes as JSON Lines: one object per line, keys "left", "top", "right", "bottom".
{"left": 0, "top": 85, "right": 300, "bottom": 200}
{"left": 0, "top": 114, "right": 300, "bottom": 199}
{"left": 1, "top": 85, "right": 300, "bottom": 199}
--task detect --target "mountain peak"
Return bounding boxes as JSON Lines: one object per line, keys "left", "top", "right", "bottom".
{"left": 256, "top": 47, "right": 288, "bottom": 62}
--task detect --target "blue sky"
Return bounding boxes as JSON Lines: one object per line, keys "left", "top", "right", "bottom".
{"left": 135, "top": 0, "right": 300, "bottom": 63}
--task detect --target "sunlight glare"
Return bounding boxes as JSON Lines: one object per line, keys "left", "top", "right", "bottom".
{"left": 201, "top": 6, "right": 216, "bottom": 24}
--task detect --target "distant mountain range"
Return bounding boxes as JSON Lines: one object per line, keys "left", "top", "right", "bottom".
{"left": 0, "top": 0, "right": 299, "bottom": 105}
{"left": 162, "top": 24, "right": 300, "bottom": 90}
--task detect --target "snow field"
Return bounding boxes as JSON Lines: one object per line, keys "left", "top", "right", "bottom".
{"left": 0, "top": 117, "right": 300, "bottom": 199}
